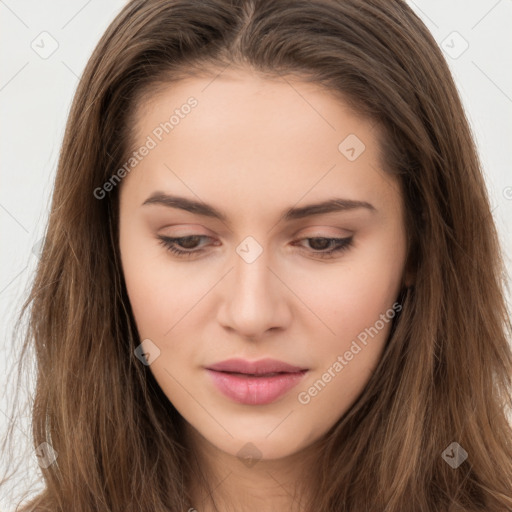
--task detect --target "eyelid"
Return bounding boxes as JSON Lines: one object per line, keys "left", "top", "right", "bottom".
{"left": 157, "top": 233, "right": 354, "bottom": 261}
{"left": 157, "top": 231, "right": 351, "bottom": 244}
{"left": 158, "top": 224, "right": 213, "bottom": 236}
{"left": 296, "top": 228, "right": 353, "bottom": 238}
{"left": 157, "top": 223, "right": 353, "bottom": 242}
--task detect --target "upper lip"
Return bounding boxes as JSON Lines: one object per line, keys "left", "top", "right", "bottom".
{"left": 206, "top": 358, "right": 307, "bottom": 375}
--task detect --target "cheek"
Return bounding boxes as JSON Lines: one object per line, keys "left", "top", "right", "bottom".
{"left": 295, "top": 267, "right": 399, "bottom": 421}
{"left": 296, "top": 249, "right": 403, "bottom": 345}
{"left": 291, "top": 234, "right": 404, "bottom": 408}
{"left": 119, "top": 222, "right": 204, "bottom": 338}
{"left": 121, "top": 251, "right": 201, "bottom": 400}
{"left": 123, "top": 265, "right": 200, "bottom": 339}
{"left": 121, "top": 250, "right": 164, "bottom": 336}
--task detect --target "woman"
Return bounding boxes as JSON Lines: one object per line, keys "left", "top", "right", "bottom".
{"left": 2, "top": 0, "right": 512, "bottom": 510}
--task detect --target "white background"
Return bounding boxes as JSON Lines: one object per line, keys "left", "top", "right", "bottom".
{"left": 1, "top": 1, "right": 511, "bottom": 509}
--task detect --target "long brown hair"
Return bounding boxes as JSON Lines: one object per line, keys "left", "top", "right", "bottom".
{"left": 2, "top": 0, "right": 512, "bottom": 510}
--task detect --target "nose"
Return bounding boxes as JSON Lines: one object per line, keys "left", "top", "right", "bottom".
{"left": 216, "top": 248, "right": 292, "bottom": 341}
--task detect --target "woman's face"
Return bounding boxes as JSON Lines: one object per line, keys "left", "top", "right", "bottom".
{"left": 118, "top": 69, "right": 408, "bottom": 462}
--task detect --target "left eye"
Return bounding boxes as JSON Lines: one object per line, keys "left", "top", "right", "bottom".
{"left": 157, "top": 234, "right": 353, "bottom": 259}
{"left": 157, "top": 235, "right": 212, "bottom": 257}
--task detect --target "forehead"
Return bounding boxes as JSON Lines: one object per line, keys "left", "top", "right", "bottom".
{"left": 122, "top": 70, "right": 401, "bottom": 224}
{"left": 134, "top": 69, "right": 370, "bottom": 146}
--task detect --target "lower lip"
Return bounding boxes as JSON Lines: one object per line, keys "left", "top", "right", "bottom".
{"left": 206, "top": 369, "right": 308, "bottom": 405}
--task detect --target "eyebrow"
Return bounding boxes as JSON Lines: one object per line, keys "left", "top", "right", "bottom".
{"left": 142, "top": 192, "right": 376, "bottom": 224}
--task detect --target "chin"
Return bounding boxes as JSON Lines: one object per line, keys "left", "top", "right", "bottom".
{"left": 195, "top": 420, "right": 315, "bottom": 463}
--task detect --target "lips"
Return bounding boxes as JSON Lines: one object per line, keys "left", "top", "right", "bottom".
{"left": 205, "top": 358, "right": 308, "bottom": 405}
{"left": 206, "top": 357, "right": 307, "bottom": 375}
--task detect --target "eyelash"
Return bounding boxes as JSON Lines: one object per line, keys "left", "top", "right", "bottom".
{"left": 156, "top": 234, "right": 353, "bottom": 260}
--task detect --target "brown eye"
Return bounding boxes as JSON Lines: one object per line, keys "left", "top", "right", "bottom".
{"left": 294, "top": 236, "right": 353, "bottom": 259}
{"left": 173, "top": 236, "right": 203, "bottom": 250}
{"left": 157, "top": 235, "right": 212, "bottom": 257}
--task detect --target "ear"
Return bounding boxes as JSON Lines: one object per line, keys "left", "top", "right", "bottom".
{"left": 402, "top": 262, "right": 416, "bottom": 289}
{"left": 403, "top": 273, "right": 415, "bottom": 288}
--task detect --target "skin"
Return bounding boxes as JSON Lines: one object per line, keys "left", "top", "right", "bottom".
{"left": 118, "top": 68, "right": 411, "bottom": 511}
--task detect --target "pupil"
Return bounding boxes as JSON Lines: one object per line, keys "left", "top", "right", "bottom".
{"left": 180, "top": 236, "right": 200, "bottom": 249}
{"left": 309, "top": 238, "right": 331, "bottom": 250}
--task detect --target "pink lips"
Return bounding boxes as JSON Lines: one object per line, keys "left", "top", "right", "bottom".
{"left": 206, "top": 358, "right": 308, "bottom": 405}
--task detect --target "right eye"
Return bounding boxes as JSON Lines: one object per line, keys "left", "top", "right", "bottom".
{"left": 157, "top": 235, "right": 214, "bottom": 258}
